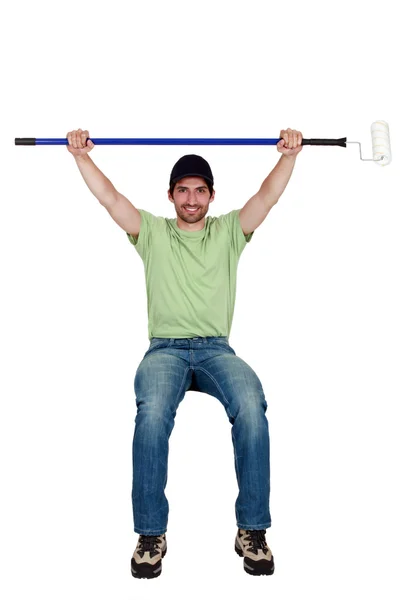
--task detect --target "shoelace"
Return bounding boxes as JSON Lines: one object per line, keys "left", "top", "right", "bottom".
{"left": 138, "top": 535, "right": 162, "bottom": 558}
{"left": 244, "top": 529, "right": 268, "bottom": 555}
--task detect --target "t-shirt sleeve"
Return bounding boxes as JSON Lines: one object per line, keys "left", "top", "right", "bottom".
{"left": 126, "top": 209, "right": 159, "bottom": 260}
{"left": 219, "top": 209, "right": 254, "bottom": 258}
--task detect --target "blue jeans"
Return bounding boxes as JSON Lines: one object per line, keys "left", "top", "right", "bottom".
{"left": 132, "top": 336, "right": 271, "bottom": 535}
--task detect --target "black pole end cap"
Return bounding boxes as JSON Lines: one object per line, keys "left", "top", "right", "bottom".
{"left": 15, "top": 138, "right": 36, "bottom": 146}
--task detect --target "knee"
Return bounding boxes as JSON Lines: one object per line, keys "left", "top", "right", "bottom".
{"left": 136, "top": 398, "right": 171, "bottom": 419}
{"left": 232, "top": 390, "right": 268, "bottom": 426}
{"left": 134, "top": 396, "right": 175, "bottom": 431}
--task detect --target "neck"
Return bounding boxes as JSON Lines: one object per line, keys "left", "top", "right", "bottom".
{"left": 176, "top": 215, "right": 206, "bottom": 232}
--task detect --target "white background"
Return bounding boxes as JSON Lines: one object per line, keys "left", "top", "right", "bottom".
{"left": 1, "top": 0, "right": 399, "bottom": 598}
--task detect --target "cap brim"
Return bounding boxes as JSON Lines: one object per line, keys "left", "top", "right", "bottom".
{"left": 171, "top": 173, "right": 213, "bottom": 184}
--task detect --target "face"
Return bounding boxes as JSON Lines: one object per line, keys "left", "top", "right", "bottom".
{"left": 168, "top": 176, "right": 215, "bottom": 224}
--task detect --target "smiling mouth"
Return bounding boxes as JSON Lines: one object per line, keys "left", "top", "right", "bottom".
{"left": 184, "top": 207, "right": 199, "bottom": 212}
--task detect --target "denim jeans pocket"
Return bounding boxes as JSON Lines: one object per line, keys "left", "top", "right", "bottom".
{"left": 210, "top": 338, "right": 235, "bottom": 353}
{"left": 144, "top": 338, "right": 172, "bottom": 357}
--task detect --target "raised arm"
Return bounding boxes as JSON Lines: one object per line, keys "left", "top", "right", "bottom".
{"left": 239, "top": 128, "right": 303, "bottom": 235}
{"left": 67, "top": 128, "right": 141, "bottom": 236}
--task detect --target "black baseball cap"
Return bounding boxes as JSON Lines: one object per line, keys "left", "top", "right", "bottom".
{"left": 169, "top": 154, "right": 214, "bottom": 187}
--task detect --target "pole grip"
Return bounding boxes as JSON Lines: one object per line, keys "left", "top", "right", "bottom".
{"left": 15, "top": 138, "right": 36, "bottom": 145}
{"left": 301, "top": 138, "right": 347, "bottom": 147}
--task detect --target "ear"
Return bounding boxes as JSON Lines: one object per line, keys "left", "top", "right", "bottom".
{"left": 168, "top": 190, "right": 174, "bottom": 203}
{"left": 209, "top": 189, "right": 215, "bottom": 203}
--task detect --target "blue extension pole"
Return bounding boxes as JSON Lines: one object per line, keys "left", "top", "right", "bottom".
{"left": 26, "top": 138, "right": 281, "bottom": 145}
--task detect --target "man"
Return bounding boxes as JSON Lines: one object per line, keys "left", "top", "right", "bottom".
{"left": 67, "top": 128, "right": 303, "bottom": 578}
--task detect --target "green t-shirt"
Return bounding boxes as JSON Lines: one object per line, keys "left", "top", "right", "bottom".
{"left": 126, "top": 208, "right": 254, "bottom": 340}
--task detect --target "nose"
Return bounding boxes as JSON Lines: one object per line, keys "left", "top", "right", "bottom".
{"left": 186, "top": 192, "right": 197, "bottom": 205}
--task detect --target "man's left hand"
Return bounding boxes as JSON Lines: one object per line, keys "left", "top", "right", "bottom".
{"left": 277, "top": 128, "right": 303, "bottom": 157}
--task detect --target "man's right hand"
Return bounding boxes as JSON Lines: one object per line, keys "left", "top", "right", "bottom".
{"left": 66, "top": 129, "right": 95, "bottom": 156}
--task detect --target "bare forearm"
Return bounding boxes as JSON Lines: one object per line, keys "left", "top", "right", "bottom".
{"left": 258, "top": 154, "right": 297, "bottom": 209}
{"left": 74, "top": 154, "right": 117, "bottom": 208}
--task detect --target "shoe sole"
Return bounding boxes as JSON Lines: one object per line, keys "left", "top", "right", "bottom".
{"left": 131, "top": 547, "right": 167, "bottom": 579}
{"left": 235, "top": 540, "right": 275, "bottom": 576}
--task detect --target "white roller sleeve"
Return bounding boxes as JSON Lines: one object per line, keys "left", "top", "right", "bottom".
{"left": 371, "top": 121, "right": 391, "bottom": 166}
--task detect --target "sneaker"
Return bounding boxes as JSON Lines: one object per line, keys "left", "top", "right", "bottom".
{"left": 131, "top": 533, "right": 167, "bottom": 579}
{"left": 235, "top": 528, "right": 274, "bottom": 576}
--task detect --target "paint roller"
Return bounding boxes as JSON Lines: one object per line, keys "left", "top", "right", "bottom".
{"left": 15, "top": 121, "right": 392, "bottom": 165}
